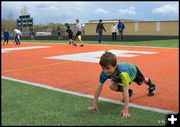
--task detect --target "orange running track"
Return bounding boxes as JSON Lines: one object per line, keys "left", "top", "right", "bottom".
{"left": 2, "top": 42, "right": 179, "bottom": 112}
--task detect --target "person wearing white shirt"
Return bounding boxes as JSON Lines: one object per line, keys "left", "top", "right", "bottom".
{"left": 14, "top": 28, "right": 22, "bottom": 45}
{"left": 111, "top": 23, "right": 117, "bottom": 40}
{"left": 74, "top": 19, "right": 84, "bottom": 47}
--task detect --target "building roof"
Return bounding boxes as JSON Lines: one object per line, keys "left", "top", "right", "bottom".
{"left": 88, "top": 19, "right": 143, "bottom": 23}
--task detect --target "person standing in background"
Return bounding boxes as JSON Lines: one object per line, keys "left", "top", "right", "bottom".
{"left": 111, "top": 23, "right": 117, "bottom": 41}
{"left": 117, "top": 20, "right": 125, "bottom": 40}
{"left": 96, "top": 19, "right": 106, "bottom": 44}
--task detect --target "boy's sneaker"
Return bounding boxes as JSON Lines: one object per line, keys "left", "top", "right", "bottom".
{"left": 73, "top": 43, "right": 77, "bottom": 46}
{"left": 80, "top": 44, "right": 84, "bottom": 47}
{"left": 148, "top": 85, "right": 156, "bottom": 96}
{"left": 122, "top": 89, "right": 134, "bottom": 102}
{"left": 129, "top": 89, "right": 134, "bottom": 98}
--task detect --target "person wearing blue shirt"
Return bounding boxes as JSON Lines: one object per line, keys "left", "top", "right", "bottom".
{"left": 3, "top": 29, "right": 10, "bottom": 46}
{"left": 117, "top": 20, "right": 125, "bottom": 40}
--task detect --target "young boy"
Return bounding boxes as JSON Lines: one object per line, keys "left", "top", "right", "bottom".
{"left": 87, "top": 51, "right": 156, "bottom": 118}
{"left": 75, "top": 19, "right": 84, "bottom": 47}
{"left": 14, "top": 28, "right": 22, "bottom": 45}
{"left": 65, "top": 25, "right": 74, "bottom": 45}
{"left": 3, "top": 29, "right": 10, "bottom": 45}
{"left": 57, "top": 26, "right": 62, "bottom": 40}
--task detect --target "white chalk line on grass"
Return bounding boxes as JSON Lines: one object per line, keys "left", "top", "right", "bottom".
{"left": 2, "top": 76, "right": 177, "bottom": 114}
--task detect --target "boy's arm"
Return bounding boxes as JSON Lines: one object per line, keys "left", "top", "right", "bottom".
{"left": 121, "top": 86, "right": 131, "bottom": 118}
{"left": 87, "top": 83, "right": 103, "bottom": 111}
{"left": 120, "top": 72, "right": 132, "bottom": 118}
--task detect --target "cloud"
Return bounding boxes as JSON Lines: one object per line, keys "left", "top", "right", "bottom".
{"left": 93, "top": 8, "right": 110, "bottom": 14}
{"left": 2, "top": 2, "right": 179, "bottom": 24}
{"left": 152, "top": 4, "right": 178, "bottom": 14}
{"left": 75, "top": 8, "right": 83, "bottom": 11}
{"left": 118, "top": 7, "right": 136, "bottom": 15}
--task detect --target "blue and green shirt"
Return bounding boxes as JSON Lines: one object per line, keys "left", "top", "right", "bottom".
{"left": 99, "top": 62, "right": 137, "bottom": 87}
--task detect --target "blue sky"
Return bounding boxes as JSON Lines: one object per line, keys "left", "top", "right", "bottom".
{"left": 1, "top": 1, "right": 179, "bottom": 25}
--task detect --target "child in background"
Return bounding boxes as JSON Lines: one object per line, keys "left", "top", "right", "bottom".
{"left": 66, "top": 25, "right": 74, "bottom": 45}
{"left": 13, "top": 28, "right": 22, "bottom": 45}
{"left": 87, "top": 51, "right": 156, "bottom": 118}
{"left": 57, "top": 26, "right": 62, "bottom": 40}
{"left": 3, "top": 29, "right": 10, "bottom": 45}
{"left": 75, "top": 19, "right": 84, "bottom": 47}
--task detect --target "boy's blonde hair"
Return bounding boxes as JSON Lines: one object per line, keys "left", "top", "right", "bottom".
{"left": 99, "top": 51, "right": 117, "bottom": 67}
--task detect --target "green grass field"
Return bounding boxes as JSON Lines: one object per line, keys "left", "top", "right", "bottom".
{"left": 2, "top": 79, "right": 165, "bottom": 126}
{"left": 2, "top": 39, "right": 178, "bottom": 125}
{"left": 8, "top": 39, "right": 179, "bottom": 47}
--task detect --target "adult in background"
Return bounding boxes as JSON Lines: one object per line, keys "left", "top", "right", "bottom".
{"left": 117, "top": 20, "right": 125, "bottom": 40}
{"left": 96, "top": 19, "right": 106, "bottom": 44}
{"left": 14, "top": 28, "right": 22, "bottom": 45}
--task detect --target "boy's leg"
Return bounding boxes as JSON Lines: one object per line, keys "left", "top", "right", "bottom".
{"left": 78, "top": 35, "right": 84, "bottom": 47}
{"left": 144, "top": 77, "right": 156, "bottom": 96}
{"left": 15, "top": 35, "right": 18, "bottom": 45}
{"left": 17, "top": 35, "right": 21, "bottom": 45}
{"left": 133, "top": 66, "right": 156, "bottom": 96}
{"left": 109, "top": 81, "right": 123, "bottom": 91}
{"left": 3, "top": 38, "right": 6, "bottom": 45}
{"left": 109, "top": 81, "right": 134, "bottom": 97}
{"left": 69, "top": 40, "right": 71, "bottom": 44}
{"left": 7, "top": 38, "right": 9, "bottom": 44}
{"left": 68, "top": 37, "right": 71, "bottom": 44}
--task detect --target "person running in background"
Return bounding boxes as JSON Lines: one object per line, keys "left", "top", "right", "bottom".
{"left": 96, "top": 19, "right": 106, "bottom": 44}
{"left": 57, "top": 26, "right": 62, "bottom": 40}
{"left": 74, "top": 19, "right": 84, "bottom": 47}
{"left": 3, "top": 29, "right": 10, "bottom": 46}
{"left": 66, "top": 25, "right": 74, "bottom": 45}
{"left": 13, "top": 28, "right": 22, "bottom": 45}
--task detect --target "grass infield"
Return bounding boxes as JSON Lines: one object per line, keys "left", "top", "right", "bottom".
{"left": 2, "top": 79, "right": 165, "bottom": 126}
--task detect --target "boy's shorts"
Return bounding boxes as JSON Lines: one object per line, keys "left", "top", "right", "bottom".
{"left": 68, "top": 34, "right": 73, "bottom": 39}
{"left": 133, "top": 66, "right": 145, "bottom": 85}
{"left": 76, "top": 31, "right": 81, "bottom": 40}
{"left": 77, "top": 35, "right": 81, "bottom": 40}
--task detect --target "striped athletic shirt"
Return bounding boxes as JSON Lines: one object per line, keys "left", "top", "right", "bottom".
{"left": 99, "top": 62, "right": 137, "bottom": 87}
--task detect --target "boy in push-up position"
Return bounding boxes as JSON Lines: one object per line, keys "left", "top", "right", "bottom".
{"left": 87, "top": 51, "right": 156, "bottom": 118}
